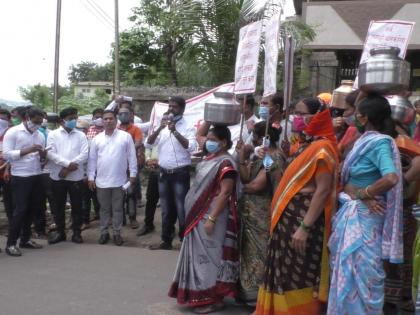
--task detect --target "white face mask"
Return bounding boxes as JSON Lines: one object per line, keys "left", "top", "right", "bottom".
{"left": 0, "top": 119, "right": 8, "bottom": 136}
{"left": 93, "top": 118, "right": 103, "bottom": 127}
{"left": 26, "top": 120, "right": 40, "bottom": 132}
{"left": 41, "top": 118, "right": 48, "bottom": 128}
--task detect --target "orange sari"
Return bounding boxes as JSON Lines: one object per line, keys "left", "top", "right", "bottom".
{"left": 256, "top": 109, "right": 339, "bottom": 315}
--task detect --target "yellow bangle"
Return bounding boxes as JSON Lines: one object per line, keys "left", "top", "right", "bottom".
{"left": 365, "top": 186, "right": 374, "bottom": 199}
{"left": 208, "top": 215, "right": 216, "bottom": 224}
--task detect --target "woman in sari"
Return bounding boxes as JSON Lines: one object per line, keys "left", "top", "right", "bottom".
{"left": 236, "top": 121, "right": 284, "bottom": 305}
{"left": 328, "top": 94, "right": 403, "bottom": 315}
{"left": 168, "top": 125, "right": 239, "bottom": 314}
{"left": 255, "top": 98, "right": 339, "bottom": 315}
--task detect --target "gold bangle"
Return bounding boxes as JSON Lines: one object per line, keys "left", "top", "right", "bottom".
{"left": 365, "top": 185, "right": 374, "bottom": 199}
{"left": 208, "top": 215, "right": 216, "bottom": 224}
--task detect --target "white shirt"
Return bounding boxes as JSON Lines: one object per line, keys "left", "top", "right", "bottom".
{"left": 154, "top": 117, "right": 197, "bottom": 170}
{"left": 3, "top": 123, "right": 45, "bottom": 177}
{"left": 88, "top": 129, "right": 138, "bottom": 188}
{"left": 47, "top": 127, "right": 89, "bottom": 181}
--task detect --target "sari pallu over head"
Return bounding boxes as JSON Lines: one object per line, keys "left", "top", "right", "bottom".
{"left": 340, "top": 131, "right": 404, "bottom": 263}
{"left": 270, "top": 109, "right": 340, "bottom": 302}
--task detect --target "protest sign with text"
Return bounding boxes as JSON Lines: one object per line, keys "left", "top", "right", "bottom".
{"left": 263, "top": 14, "right": 281, "bottom": 97}
{"left": 234, "top": 21, "right": 263, "bottom": 95}
{"left": 355, "top": 20, "right": 415, "bottom": 88}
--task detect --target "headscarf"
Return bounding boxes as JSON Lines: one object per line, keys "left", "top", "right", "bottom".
{"left": 304, "top": 108, "right": 337, "bottom": 143}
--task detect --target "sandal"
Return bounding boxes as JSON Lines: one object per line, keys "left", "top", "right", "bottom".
{"left": 193, "top": 302, "right": 225, "bottom": 314}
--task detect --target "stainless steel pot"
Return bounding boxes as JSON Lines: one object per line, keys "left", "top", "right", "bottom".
{"left": 358, "top": 47, "right": 410, "bottom": 95}
{"left": 386, "top": 95, "right": 416, "bottom": 125}
{"left": 204, "top": 91, "right": 241, "bottom": 126}
{"left": 331, "top": 80, "right": 354, "bottom": 109}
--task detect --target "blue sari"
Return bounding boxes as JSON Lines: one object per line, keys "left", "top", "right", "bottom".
{"left": 327, "top": 131, "right": 403, "bottom": 315}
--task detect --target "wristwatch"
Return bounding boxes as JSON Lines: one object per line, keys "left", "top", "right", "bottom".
{"left": 173, "top": 131, "right": 180, "bottom": 137}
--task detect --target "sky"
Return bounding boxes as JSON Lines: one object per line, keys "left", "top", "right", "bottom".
{"left": 0, "top": 0, "right": 295, "bottom": 102}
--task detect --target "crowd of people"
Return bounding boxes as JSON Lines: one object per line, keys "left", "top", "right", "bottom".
{"left": 0, "top": 89, "right": 420, "bottom": 315}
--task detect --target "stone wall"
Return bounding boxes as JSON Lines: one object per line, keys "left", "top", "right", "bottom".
{"left": 121, "top": 86, "right": 210, "bottom": 120}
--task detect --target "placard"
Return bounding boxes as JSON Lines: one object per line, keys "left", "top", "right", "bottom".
{"left": 355, "top": 20, "right": 415, "bottom": 88}
{"left": 263, "top": 14, "right": 281, "bottom": 97}
{"left": 234, "top": 21, "right": 263, "bottom": 94}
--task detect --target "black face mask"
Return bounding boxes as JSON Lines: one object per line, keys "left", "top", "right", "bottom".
{"left": 330, "top": 108, "right": 345, "bottom": 118}
{"left": 118, "top": 113, "right": 130, "bottom": 124}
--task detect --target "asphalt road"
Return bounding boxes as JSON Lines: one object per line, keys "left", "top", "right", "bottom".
{"left": 0, "top": 235, "right": 251, "bottom": 315}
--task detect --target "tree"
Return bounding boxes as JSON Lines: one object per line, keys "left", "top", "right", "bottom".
{"left": 18, "top": 84, "right": 71, "bottom": 112}
{"left": 18, "top": 84, "right": 109, "bottom": 114}
{"left": 118, "top": 27, "right": 170, "bottom": 86}
{"left": 68, "top": 61, "right": 112, "bottom": 84}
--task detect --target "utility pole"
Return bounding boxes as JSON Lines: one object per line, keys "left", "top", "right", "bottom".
{"left": 114, "top": 0, "right": 120, "bottom": 95}
{"left": 53, "top": 0, "right": 62, "bottom": 113}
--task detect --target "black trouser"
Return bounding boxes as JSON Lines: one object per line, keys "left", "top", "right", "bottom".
{"left": 33, "top": 173, "right": 55, "bottom": 233}
{"left": 0, "top": 178, "right": 13, "bottom": 223}
{"left": 51, "top": 179, "right": 83, "bottom": 234}
{"left": 81, "top": 182, "right": 100, "bottom": 224}
{"left": 144, "top": 171, "right": 159, "bottom": 228}
{"left": 159, "top": 167, "right": 190, "bottom": 244}
{"left": 7, "top": 175, "right": 43, "bottom": 247}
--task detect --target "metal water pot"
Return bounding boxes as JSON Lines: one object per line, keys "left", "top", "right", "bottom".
{"left": 386, "top": 95, "right": 416, "bottom": 125}
{"left": 358, "top": 47, "right": 410, "bottom": 94}
{"left": 204, "top": 91, "right": 241, "bottom": 126}
{"left": 331, "top": 80, "right": 354, "bottom": 109}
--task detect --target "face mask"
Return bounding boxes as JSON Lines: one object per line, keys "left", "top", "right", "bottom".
{"left": 27, "top": 120, "right": 40, "bottom": 132}
{"left": 0, "top": 119, "right": 8, "bottom": 136}
{"left": 259, "top": 106, "right": 269, "bottom": 120}
{"left": 292, "top": 116, "right": 306, "bottom": 132}
{"left": 330, "top": 108, "right": 345, "bottom": 118}
{"left": 355, "top": 118, "right": 365, "bottom": 134}
{"left": 118, "top": 113, "right": 131, "bottom": 124}
{"left": 41, "top": 118, "right": 48, "bottom": 128}
{"left": 169, "top": 113, "right": 182, "bottom": 123}
{"left": 205, "top": 140, "right": 220, "bottom": 154}
{"left": 64, "top": 119, "right": 77, "bottom": 130}
{"left": 344, "top": 114, "right": 356, "bottom": 127}
{"left": 93, "top": 118, "right": 103, "bottom": 127}
{"left": 11, "top": 117, "right": 21, "bottom": 126}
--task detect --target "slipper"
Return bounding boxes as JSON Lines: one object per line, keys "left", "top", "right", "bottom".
{"left": 193, "top": 302, "right": 225, "bottom": 314}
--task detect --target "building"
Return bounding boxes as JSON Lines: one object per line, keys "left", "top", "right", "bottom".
{"left": 298, "top": 0, "right": 420, "bottom": 98}
{"left": 73, "top": 81, "right": 113, "bottom": 99}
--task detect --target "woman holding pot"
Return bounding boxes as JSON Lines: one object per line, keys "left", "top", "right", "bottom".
{"left": 168, "top": 125, "right": 239, "bottom": 314}
{"left": 328, "top": 94, "right": 403, "bottom": 315}
{"left": 255, "top": 98, "right": 339, "bottom": 314}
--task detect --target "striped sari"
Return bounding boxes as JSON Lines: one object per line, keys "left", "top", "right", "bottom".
{"left": 168, "top": 153, "right": 239, "bottom": 307}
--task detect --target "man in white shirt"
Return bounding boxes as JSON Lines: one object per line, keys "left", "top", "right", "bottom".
{"left": 147, "top": 97, "right": 197, "bottom": 250}
{"left": 47, "top": 107, "right": 89, "bottom": 244}
{"left": 3, "top": 106, "right": 46, "bottom": 256}
{"left": 88, "top": 110, "right": 137, "bottom": 246}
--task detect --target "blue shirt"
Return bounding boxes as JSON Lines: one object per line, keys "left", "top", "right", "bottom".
{"left": 348, "top": 138, "right": 396, "bottom": 188}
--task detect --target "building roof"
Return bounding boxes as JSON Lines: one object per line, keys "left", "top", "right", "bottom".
{"left": 74, "top": 81, "right": 113, "bottom": 87}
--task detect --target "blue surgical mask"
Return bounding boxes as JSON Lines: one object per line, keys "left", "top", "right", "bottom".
{"left": 259, "top": 106, "right": 269, "bottom": 120}
{"left": 64, "top": 119, "right": 77, "bottom": 130}
{"left": 205, "top": 140, "right": 220, "bottom": 154}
